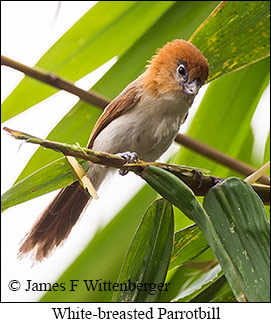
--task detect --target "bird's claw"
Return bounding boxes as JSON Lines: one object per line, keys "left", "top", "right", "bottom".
{"left": 117, "top": 151, "right": 138, "bottom": 176}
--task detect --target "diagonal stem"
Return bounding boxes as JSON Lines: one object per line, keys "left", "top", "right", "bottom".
{"left": 1, "top": 55, "right": 109, "bottom": 108}
{"left": 175, "top": 134, "right": 270, "bottom": 185}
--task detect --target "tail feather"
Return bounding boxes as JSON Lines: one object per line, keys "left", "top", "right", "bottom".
{"left": 19, "top": 163, "right": 107, "bottom": 261}
{"left": 19, "top": 181, "right": 91, "bottom": 261}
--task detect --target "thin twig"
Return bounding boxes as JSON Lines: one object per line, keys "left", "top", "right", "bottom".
{"left": 1, "top": 55, "right": 109, "bottom": 108}
{"left": 175, "top": 134, "right": 270, "bottom": 185}
{"left": 2, "top": 55, "right": 270, "bottom": 185}
{"left": 3, "top": 127, "right": 270, "bottom": 204}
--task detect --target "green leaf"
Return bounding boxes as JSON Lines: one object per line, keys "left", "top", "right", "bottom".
{"left": 141, "top": 165, "right": 202, "bottom": 221}
{"left": 190, "top": 1, "right": 270, "bottom": 81}
{"left": 188, "top": 275, "right": 227, "bottom": 302}
{"left": 158, "top": 265, "right": 198, "bottom": 302}
{"left": 1, "top": 158, "right": 89, "bottom": 212}
{"left": 169, "top": 224, "right": 209, "bottom": 270}
{"left": 160, "top": 247, "right": 217, "bottom": 302}
{"left": 236, "top": 127, "right": 255, "bottom": 169}
{"left": 176, "top": 264, "right": 222, "bottom": 302}
{"left": 112, "top": 199, "right": 174, "bottom": 302}
{"left": 15, "top": 0, "right": 219, "bottom": 183}
{"left": 40, "top": 185, "right": 157, "bottom": 302}
{"left": 211, "top": 287, "right": 237, "bottom": 302}
{"left": 203, "top": 178, "right": 270, "bottom": 302}
{"left": 2, "top": 1, "right": 176, "bottom": 121}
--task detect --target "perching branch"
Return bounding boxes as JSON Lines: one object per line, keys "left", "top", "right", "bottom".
{"left": 4, "top": 127, "right": 270, "bottom": 204}
{"left": 2, "top": 55, "right": 270, "bottom": 185}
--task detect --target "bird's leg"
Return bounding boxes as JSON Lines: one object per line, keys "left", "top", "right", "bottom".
{"left": 117, "top": 151, "right": 138, "bottom": 176}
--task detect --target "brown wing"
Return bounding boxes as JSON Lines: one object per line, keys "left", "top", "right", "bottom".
{"left": 87, "top": 81, "right": 140, "bottom": 148}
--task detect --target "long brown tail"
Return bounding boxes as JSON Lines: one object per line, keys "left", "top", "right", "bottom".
{"left": 19, "top": 163, "right": 107, "bottom": 261}
{"left": 19, "top": 181, "right": 91, "bottom": 261}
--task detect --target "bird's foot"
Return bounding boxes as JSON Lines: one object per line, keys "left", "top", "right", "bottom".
{"left": 117, "top": 151, "right": 138, "bottom": 176}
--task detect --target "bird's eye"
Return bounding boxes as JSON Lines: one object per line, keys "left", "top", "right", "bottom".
{"left": 177, "top": 64, "right": 187, "bottom": 78}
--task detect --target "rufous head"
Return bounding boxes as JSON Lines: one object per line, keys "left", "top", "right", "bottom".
{"left": 141, "top": 39, "right": 209, "bottom": 97}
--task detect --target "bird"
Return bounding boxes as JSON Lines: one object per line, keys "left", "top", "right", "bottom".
{"left": 19, "top": 39, "right": 209, "bottom": 261}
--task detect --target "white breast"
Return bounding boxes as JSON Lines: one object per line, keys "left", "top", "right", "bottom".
{"left": 92, "top": 91, "right": 191, "bottom": 162}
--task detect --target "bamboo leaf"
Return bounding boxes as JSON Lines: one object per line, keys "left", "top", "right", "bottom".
{"left": 169, "top": 224, "right": 209, "bottom": 270}
{"left": 141, "top": 165, "right": 201, "bottom": 221}
{"left": 159, "top": 265, "right": 201, "bottom": 302}
{"left": 190, "top": 1, "right": 270, "bottom": 82}
{"left": 189, "top": 274, "right": 227, "bottom": 302}
{"left": 112, "top": 199, "right": 174, "bottom": 302}
{"left": 236, "top": 127, "right": 255, "bottom": 169}
{"left": 203, "top": 177, "right": 270, "bottom": 302}
{"left": 211, "top": 287, "right": 237, "bottom": 302}
{"left": 176, "top": 264, "right": 222, "bottom": 302}
{"left": 1, "top": 158, "right": 89, "bottom": 212}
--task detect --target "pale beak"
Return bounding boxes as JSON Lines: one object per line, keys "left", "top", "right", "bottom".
{"left": 183, "top": 79, "right": 200, "bottom": 96}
